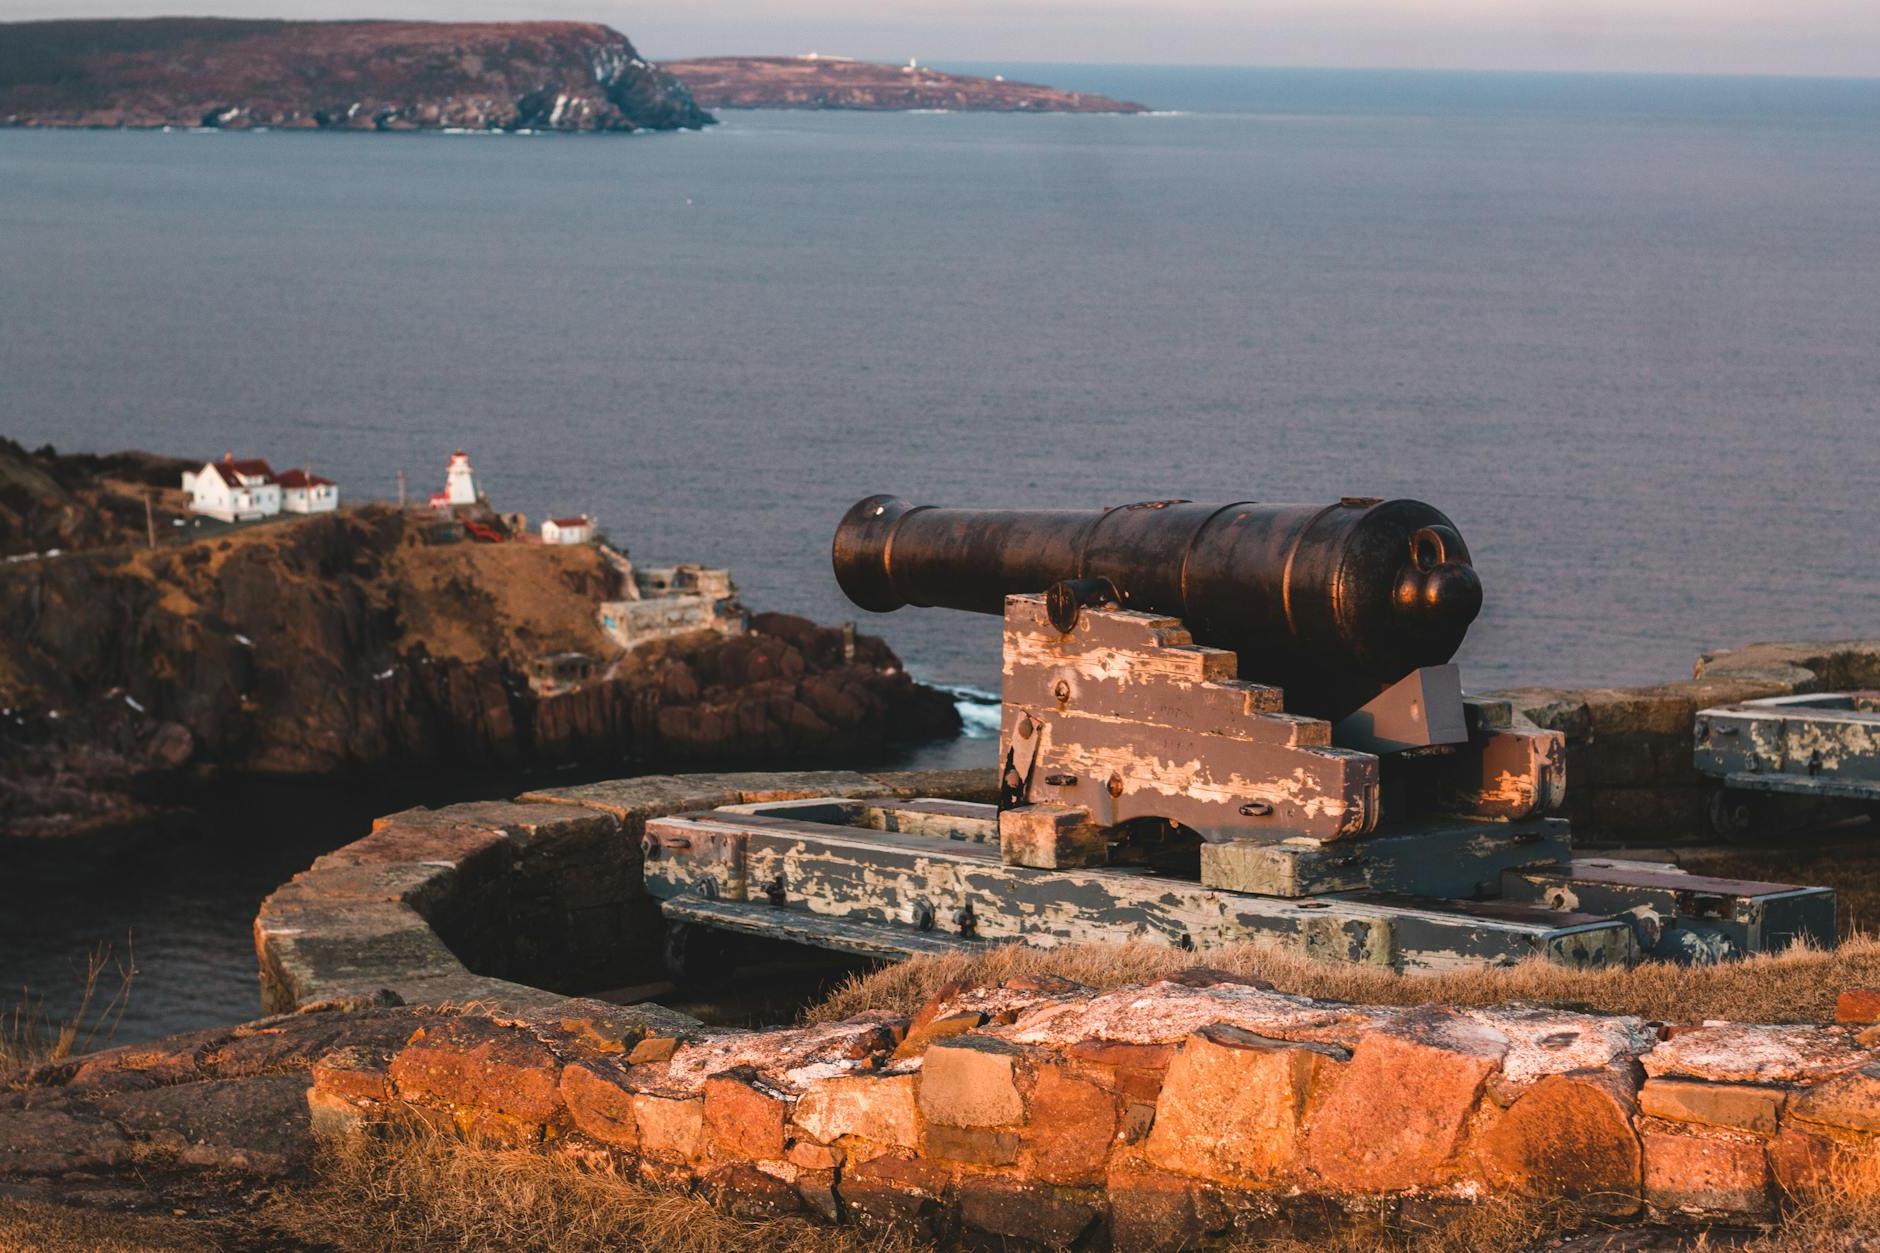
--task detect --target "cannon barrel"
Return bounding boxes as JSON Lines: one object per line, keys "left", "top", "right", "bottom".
{"left": 833, "top": 494, "right": 1483, "bottom": 717}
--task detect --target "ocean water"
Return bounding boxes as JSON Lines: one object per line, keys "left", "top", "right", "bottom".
{"left": 2, "top": 67, "right": 1878, "bottom": 1039}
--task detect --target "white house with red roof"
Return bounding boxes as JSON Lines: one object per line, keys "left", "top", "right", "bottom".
{"left": 278, "top": 468, "right": 339, "bottom": 514}
{"left": 541, "top": 515, "right": 594, "bottom": 545}
{"left": 181, "top": 455, "right": 283, "bottom": 522}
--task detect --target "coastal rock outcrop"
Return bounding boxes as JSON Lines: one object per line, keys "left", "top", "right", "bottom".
{"left": 0, "top": 19, "right": 712, "bottom": 132}
{"left": 0, "top": 469, "right": 958, "bottom": 836}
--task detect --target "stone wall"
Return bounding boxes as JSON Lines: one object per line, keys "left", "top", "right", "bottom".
{"left": 254, "top": 768, "right": 1000, "bottom": 1017}
{"left": 1494, "top": 639, "right": 1880, "bottom": 844}
{"left": 298, "top": 975, "right": 1880, "bottom": 1247}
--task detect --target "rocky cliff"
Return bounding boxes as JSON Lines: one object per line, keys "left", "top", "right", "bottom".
{"left": 0, "top": 438, "right": 195, "bottom": 557}
{"left": 664, "top": 56, "right": 1147, "bottom": 113}
{"left": 0, "top": 464, "right": 957, "bottom": 836}
{"left": 0, "top": 19, "right": 712, "bottom": 132}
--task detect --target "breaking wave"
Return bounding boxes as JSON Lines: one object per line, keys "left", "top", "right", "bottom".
{"left": 938, "top": 684, "right": 1002, "bottom": 739}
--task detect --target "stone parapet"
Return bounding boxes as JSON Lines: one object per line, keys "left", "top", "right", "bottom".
{"left": 1493, "top": 639, "right": 1880, "bottom": 842}
{"left": 253, "top": 767, "right": 998, "bottom": 1016}
{"left": 295, "top": 975, "right": 1880, "bottom": 1246}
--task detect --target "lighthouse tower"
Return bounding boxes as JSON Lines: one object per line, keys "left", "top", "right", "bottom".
{"left": 443, "top": 450, "right": 480, "bottom": 506}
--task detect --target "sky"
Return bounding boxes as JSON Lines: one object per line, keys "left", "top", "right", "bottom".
{"left": 3, "top": 0, "right": 1878, "bottom": 77}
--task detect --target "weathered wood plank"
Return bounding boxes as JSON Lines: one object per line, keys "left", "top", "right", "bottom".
{"left": 644, "top": 808, "right": 1636, "bottom": 971}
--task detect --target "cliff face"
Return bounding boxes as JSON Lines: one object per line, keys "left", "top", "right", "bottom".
{"left": 0, "top": 500, "right": 957, "bottom": 836}
{"left": 664, "top": 57, "right": 1147, "bottom": 114}
{"left": 0, "top": 439, "right": 195, "bottom": 557}
{"left": 0, "top": 19, "right": 713, "bottom": 132}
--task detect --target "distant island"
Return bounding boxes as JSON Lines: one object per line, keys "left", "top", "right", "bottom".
{"left": 664, "top": 55, "right": 1148, "bottom": 113}
{"left": 0, "top": 18, "right": 712, "bottom": 131}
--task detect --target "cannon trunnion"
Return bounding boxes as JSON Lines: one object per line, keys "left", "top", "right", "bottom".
{"left": 640, "top": 495, "right": 1835, "bottom": 973}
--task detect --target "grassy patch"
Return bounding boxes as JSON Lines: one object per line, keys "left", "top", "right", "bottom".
{"left": 265, "top": 1117, "right": 915, "bottom": 1253}
{"left": 263, "top": 1123, "right": 1880, "bottom": 1252}
{"left": 2, "top": 940, "right": 134, "bottom": 1073}
{"left": 805, "top": 934, "right": 1880, "bottom": 1027}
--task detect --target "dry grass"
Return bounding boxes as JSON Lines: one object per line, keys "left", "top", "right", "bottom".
{"left": 264, "top": 1125, "right": 1880, "bottom": 1252}
{"left": 267, "top": 1115, "right": 918, "bottom": 1253}
{"left": 2, "top": 941, "right": 135, "bottom": 1073}
{"left": 0, "top": 1199, "right": 211, "bottom": 1252}
{"left": 805, "top": 934, "right": 1880, "bottom": 1027}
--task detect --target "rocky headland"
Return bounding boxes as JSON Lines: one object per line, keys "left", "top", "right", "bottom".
{"left": 0, "top": 18, "right": 712, "bottom": 132}
{"left": 663, "top": 56, "right": 1147, "bottom": 113}
{"left": 0, "top": 442, "right": 958, "bottom": 837}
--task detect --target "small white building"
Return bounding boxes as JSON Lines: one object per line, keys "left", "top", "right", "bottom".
{"left": 429, "top": 450, "right": 481, "bottom": 509}
{"left": 277, "top": 469, "right": 339, "bottom": 514}
{"left": 541, "top": 515, "right": 594, "bottom": 545}
{"left": 182, "top": 456, "right": 282, "bottom": 522}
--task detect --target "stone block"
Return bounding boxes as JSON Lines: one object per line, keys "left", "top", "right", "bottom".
{"left": 790, "top": 1072, "right": 919, "bottom": 1149}
{"left": 628, "top": 1035, "right": 681, "bottom": 1065}
{"left": 1642, "top": 1023, "right": 1866, "bottom": 1085}
{"left": 837, "top": 1151, "right": 952, "bottom": 1236}
{"left": 701, "top": 1161, "right": 803, "bottom": 1220}
{"left": 924, "top": 1124, "right": 1019, "bottom": 1165}
{"left": 704, "top": 1068, "right": 790, "bottom": 1161}
{"left": 1026, "top": 1064, "right": 1118, "bottom": 1185}
{"left": 1067, "top": 1039, "right": 1177, "bottom": 1102}
{"left": 863, "top": 767, "right": 1001, "bottom": 801}
{"left": 1786, "top": 1062, "right": 1880, "bottom": 1134}
{"left": 324, "top": 819, "right": 513, "bottom": 875}
{"left": 387, "top": 1018, "right": 566, "bottom": 1137}
{"left": 519, "top": 775, "right": 730, "bottom": 826}
{"left": 918, "top": 1037, "right": 1027, "bottom": 1128}
{"left": 1641, "top": 1123, "right": 1770, "bottom": 1218}
{"left": 306, "top": 1086, "right": 369, "bottom": 1139}
{"left": 893, "top": 1010, "right": 984, "bottom": 1060}
{"left": 1476, "top": 1069, "right": 1641, "bottom": 1213}
{"left": 958, "top": 1177, "right": 1101, "bottom": 1246}
{"left": 310, "top": 1045, "right": 393, "bottom": 1105}
{"left": 1302, "top": 1012, "right": 1505, "bottom": 1192}
{"left": 1638, "top": 1078, "right": 1781, "bottom": 1135}
{"left": 1581, "top": 687, "right": 1697, "bottom": 739}
{"left": 1106, "top": 1149, "right": 1230, "bottom": 1253}
{"left": 1768, "top": 1126, "right": 1847, "bottom": 1199}
{"left": 1145, "top": 1024, "right": 1343, "bottom": 1186}
{"left": 631, "top": 1094, "right": 704, "bottom": 1161}
{"left": 1836, "top": 988, "right": 1880, "bottom": 1025}
{"left": 796, "top": 1167, "right": 841, "bottom": 1222}
{"left": 786, "top": 1139, "right": 843, "bottom": 1170}
{"left": 559, "top": 1062, "right": 638, "bottom": 1149}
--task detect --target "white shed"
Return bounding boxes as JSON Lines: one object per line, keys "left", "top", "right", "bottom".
{"left": 278, "top": 469, "right": 339, "bottom": 514}
{"left": 541, "top": 516, "right": 593, "bottom": 545}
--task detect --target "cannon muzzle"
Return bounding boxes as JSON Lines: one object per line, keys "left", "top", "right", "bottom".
{"left": 833, "top": 494, "right": 1483, "bottom": 717}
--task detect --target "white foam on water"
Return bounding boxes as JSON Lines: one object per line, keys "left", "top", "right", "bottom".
{"left": 938, "top": 684, "right": 1002, "bottom": 739}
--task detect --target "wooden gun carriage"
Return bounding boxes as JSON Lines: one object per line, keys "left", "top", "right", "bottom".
{"left": 646, "top": 495, "right": 1835, "bottom": 973}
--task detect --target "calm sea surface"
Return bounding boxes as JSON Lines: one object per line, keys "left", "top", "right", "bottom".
{"left": 2, "top": 67, "right": 1877, "bottom": 1040}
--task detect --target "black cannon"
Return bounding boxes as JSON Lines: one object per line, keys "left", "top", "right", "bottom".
{"left": 834, "top": 494, "right": 1483, "bottom": 720}
{"left": 634, "top": 494, "right": 1836, "bottom": 975}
